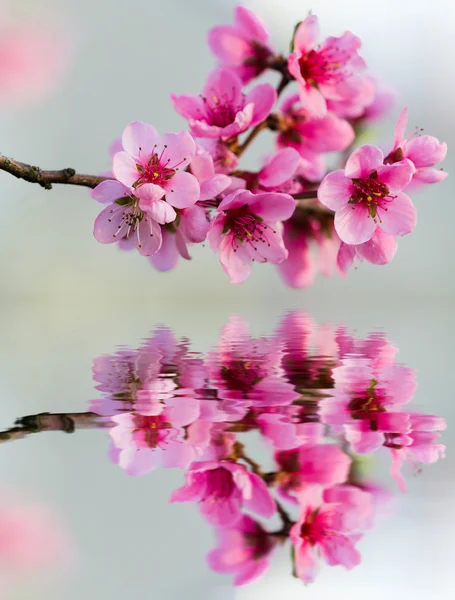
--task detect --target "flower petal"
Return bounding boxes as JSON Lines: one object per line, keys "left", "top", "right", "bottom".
{"left": 235, "top": 6, "right": 269, "bottom": 42}
{"left": 293, "top": 15, "right": 319, "bottom": 53}
{"left": 357, "top": 229, "right": 397, "bottom": 265}
{"left": 393, "top": 107, "right": 408, "bottom": 147}
{"left": 219, "top": 235, "right": 253, "bottom": 284}
{"left": 335, "top": 204, "right": 376, "bottom": 244}
{"left": 251, "top": 192, "right": 296, "bottom": 221}
{"left": 376, "top": 160, "right": 415, "bottom": 193}
{"left": 245, "top": 83, "right": 277, "bottom": 127}
{"left": 318, "top": 170, "right": 353, "bottom": 210}
{"left": 345, "top": 145, "right": 384, "bottom": 178}
{"left": 112, "top": 151, "right": 140, "bottom": 187}
{"left": 377, "top": 192, "right": 416, "bottom": 236}
{"left": 158, "top": 130, "right": 196, "bottom": 169}
{"left": 121, "top": 121, "right": 159, "bottom": 160}
{"left": 91, "top": 180, "right": 131, "bottom": 204}
{"left": 243, "top": 473, "right": 276, "bottom": 518}
{"left": 299, "top": 85, "right": 327, "bottom": 118}
{"left": 208, "top": 25, "right": 251, "bottom": 65}
{"left": 93, "top": 204, "right": 128, "bottom": 244}
{"left": 337, "top": 242, "right": 357, "bottom": 275}
{"left": 143, "top": 199, "right": 176, "bottom": 224}
{"left": 164, "top": 171, "right": 200, "bottom": 208}
{"left": 259, "top": 148, "right": 300, "bottom": 187}
{"left": 136, "top": 215, "right": 162, "bottom": 256}
{"left": 171, "top": 93, "right": 207, "bottom": 120}
{"left": 405, "top": 136, "right": 447, "bottom": 168}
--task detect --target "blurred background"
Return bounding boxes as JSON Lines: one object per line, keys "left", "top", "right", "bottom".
{"left": 0, "top": 0, "right": 454, "bottom": 598}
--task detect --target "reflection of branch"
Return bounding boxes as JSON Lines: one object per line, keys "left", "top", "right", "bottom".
{"left": 0, "top": 154, "right": 109, "bottom": 190}
{"left": 0, "top": 412, "right": 104, "bottom": 444}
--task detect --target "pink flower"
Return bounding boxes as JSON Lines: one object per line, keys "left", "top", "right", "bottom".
{"left": 208, "top": 189, "right": 296, "bottom": 283}
{"left": 93, "top": 180, "right": 162, "bottom": 256}
{"left": 112, "top": 121, "right": 200, "bottom": 210}
{"left": 277, "top": 94, "right": 355, "bottom": 155}
{"left": 274, "top": 445, "right": 351, "bottom": 504}
{"left": 171, "top": 68, "right": 276, "bottom": 139}
{"left": 385, "top": 107, "right": 448, "bottom": 186}
{"left": 208, "top": 6, "right": 273, "bottom": 83}
{"left": 337, "top": 227, "right": 397, "bottom": 275}
{"left": 207, "top": 515, "right": 276, "bottom": 585}
{"left": 288, "top": 15, "right": 371, "bottom": 117}
{"left": 190, "top": 145, "right": 231, "bottom": 200}
{"left": 318, "top": 145, "right": 416, "bottom": 244}
{"left": 170, "top": 460, "right": 276, "bottom": 527}
{"left": 290, "top": 485, "right": 373, "bottom": 583}
{"left": 148, "top": 205, "right": 210, "bottom": 272}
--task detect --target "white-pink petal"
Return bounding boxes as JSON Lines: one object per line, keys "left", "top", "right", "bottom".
{"left": 377, "top": 192, "right": 416, "bottom": 236}
{"left": 91, "top": 179, "right": 130, "bottom": 204}
{"left": 121, "top": 121, "right": 159, "bottom": 160}
{"left": 259, "top": 148, "right": 300, "bottom": 188}
{"left": 164, "top": 171, "right": 200, "bottom": 208}
{"left": 293, "top": 15, "right": 320, "bottom": 53}
{"left": 335, "top": 204, "right": 377, "bottom": 244}
{"left": 112, "top": 151, "right": 140, "bottom": 187}
{"left": 318, "top": 170, "right": 353, "bottom": 210}
{"left": 344, "top": 145, "right": 384, "bottom": 179}
{"left": 246, "top": 83, "right": 277, "bottom": 127}
{"left": 376, "top": 160, "right": 415, "bottom": 193}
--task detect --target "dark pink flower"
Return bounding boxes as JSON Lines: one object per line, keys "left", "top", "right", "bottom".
{"left": 290, "top": 485, "right": 373, "bottom": 583}
{"left": 385, "top": 107, "right": 448, "bottom": 187}
{"left": 318, "top": 145, "right": 416, "bottom": 244}
{"left": 337, "top": 227, "right": 397, "bottom": 275}
{"left": 170, "top": 460, "right": 276, "bottom": 527}
{"left": 277, "top": 94, "right": 355, "bottom": 155}
{"left": 288, "top": 15, "right": 371, "bottom": 117}
{"left": 171, "top": 68, "right": 276, "bottom": 139}
{"left": 112, "top": 121, "right": 200, "bottom": 209}
{"left": 208, "top": 6, "right": 273, "bottom": 83}
{"left": 207, "top": 515, "right": 276, "bottom": 585}
{"left": 208, "top": 189, "right": 296, "bottom": 283}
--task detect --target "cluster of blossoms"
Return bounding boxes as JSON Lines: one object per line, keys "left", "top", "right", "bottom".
{"left": 90, "top": 311, "right": 446, "bottom": 586}
{"left": 92, "top": 6, "right": 447, "bottom": 286}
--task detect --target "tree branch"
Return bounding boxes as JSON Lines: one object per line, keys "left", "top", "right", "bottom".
{"left": 0, "top": 154, "right": 110, "bottom": 190}
{"left": 0, "top": 411, "right": 104, "bottom": 444}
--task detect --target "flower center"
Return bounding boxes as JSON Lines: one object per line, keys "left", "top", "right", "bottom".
{"left": 298, "top": 48, "right": 344, "bottom": 86}
{"left": 135, "top": 151, "right": 176, "bottom": 188}
{"left": 133, "top": 415, "right": 173, "bottom": 448}
{"left": 300, "top": 509, "right": 322, "bottom": 545}
{"left": 203, "top": 90, "right": 243, "bottom": 128}
{"left": 348, "top": 171, "right": 392, "bottom": 218}
{"left": 110, "top": 197, "right": 144, "bottom": 238}
{"left": 348, "top": 379, "right": 386, "bottom": 431}
{"left": 225, "top": 206, "right": 276, "bottom": 255}
{"left": 221, "top": 359, "right": 264, "bottom": 393}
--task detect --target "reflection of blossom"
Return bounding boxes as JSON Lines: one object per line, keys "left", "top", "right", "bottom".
{"left": 170, "top": 460, "right": 276, "bottom": 527}
{"left": 88, "top": 311, "right": 446, "bottom": 587}
{"left": 290, "top": 485, "right": 374, "bottom": 583}
{"left": 207, "top": 515, "right": 276, "bottom": 586}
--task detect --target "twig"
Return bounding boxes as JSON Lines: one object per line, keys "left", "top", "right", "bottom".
{"left": 0, "top": 154, "right": 110, "bottom": 190}
{"left": 0, "top": 411, "right": 104, "bottom": 444}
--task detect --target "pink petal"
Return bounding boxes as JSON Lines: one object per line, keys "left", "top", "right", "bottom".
{"left": 278, "top": 230, "right": 315, "bottom": 288}
{"left": 335, "top": 204, "right": 377, "bottom": 244}
{"left": 299, "top": 113, "right": 355, "bottom": 153}
{"left": 112, "top": 151, "right": 140, "bottom": 187}
{"left": 390, "top": 449, "right": 406, "bottom": 492}
{"left": 345, "top": 145, "right": 384, "bottom": 178}
{"left": 259, "top": 148, "right": 300, "bottom": 187}
{"left": 393, "top": 108, "right": 408, "bottom": 147}
{"left": 136, "top": 182, "right": 165, "bottom": 206}
{"left": 377, "top": 192, "right": 416, "bottom": 236}
{"left": 243, "top": 473, "right": 276, "bottom": 518}
{"left": 204, "top": 68, "right": 243, "bottom": 107}
{"left": 164, "top": 171, "right": 200, "bottom": 208}
{"left": 200, "top": 496, "right": 241, "bottom": 527}
{"left": 244, "top": 228, "right": 288, "bottom": 264}
{"left": 121, "top": 121, "right": 158, "bottom": 160}
{"left": 357, "top": 229, "right": 397, "bottom": 265}
{"left": 118, "top": 448, "right": 157, "bottom": 476}
{"left": 405, "top": 136, "right": 447, "bottom": 168}
{"left": 136, "top": 215, "right": 162, "bottom": 256}
{"left": 294, "top": 541, "right": 319, "bottom": 583}
{"left": 251, "top": 192, "right": 296, "bottom": 221}
{"left": 219, "top": 235, "right": 252, "bottom": 284}
{"left": 245, "top": 83, "right": 277, "bottom": 126}
{"left": 337, "top": 242, "right": 357, "bottom": 275}
{"left": 91, "top": 180, "right": 130, "bottom": 204}
{"left": 170, "top": 93, "right": 206, "bottom": 121}
{"left": 199, "top": 174, "right": 231, "bottom": 200}
{"left": 190, "top": 149, "right": 214, "bottom": 181}
{"left": 189, "top": 119, "right": 224, "bottom": 139}
{"left": 320, "top": 535, "right": 361, "bottom": 569}
{"left": 234, "top": 6, "right": 269, "bottom": 42}
{"left": 93, "top": 204, "right": 127, "bottom": 244}
{"left": 208, "top": 26, "right": 251, "bottom": 65}
{"left": 293, "top": 15, "right": 319, "bottom": 52}
{"left": 413, "top": 167, "right": 448, "bottom": 184}
{"left": 144, "top": 199, "right": 176, "bottom": 224}
{"left": 299, "top": 85, "right": 327, "bottom": 118}
{"left": 221, "top": 103, "right": 254, "bottom": 138}
{"left": 158, "top": 131, "right": 196, "bottom": 169}
{"left": 235, "top": 559, "right": 270, "bottom": 586}
{"left": 318, "top": 170, "right": 353, "bottom": 210}
{"left": 376, "top": 160, "right": 415, "bottom": 193}
{"left": 207, "top": 214, "right": 225, "bottom": 252}
{"left": 181, "top": 205, "right": 210, "bottom": 242}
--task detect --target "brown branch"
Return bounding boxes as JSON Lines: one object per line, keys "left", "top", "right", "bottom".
{"left": 0, "top": 411, "right": 105, "bottom": 444}
{"left": 0, "top": 154, "right": 110, "bottom": 190}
